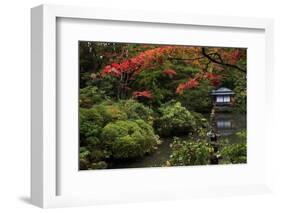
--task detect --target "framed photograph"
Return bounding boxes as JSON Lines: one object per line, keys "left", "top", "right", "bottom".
{"left": 31, "top": 4, "right": 274, "bottom": 208}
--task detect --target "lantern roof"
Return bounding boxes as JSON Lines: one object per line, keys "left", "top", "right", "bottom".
{"left": 211, "top": 87, "right": 235, "bottom": 96}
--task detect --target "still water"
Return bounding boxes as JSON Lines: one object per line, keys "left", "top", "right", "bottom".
{"left": 113, "top": 112, "right": 246, "bottom": 169}
{"left": 215, "top": 112, "right": 246, "bottom": 144}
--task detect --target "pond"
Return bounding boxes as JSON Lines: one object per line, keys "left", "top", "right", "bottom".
{"left": 112, "top": 112, "right": 246, "bottom": 169}
{"left": 113, "top": 137, "right": 174, "bottom": 169}
{"left": 215, "top": 112, "right": 246, "bottom": 144}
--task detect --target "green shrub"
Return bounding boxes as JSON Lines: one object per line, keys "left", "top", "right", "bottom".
{"left": 80, "top": 107, "right": 105, "bottom": 127}
{"left": 220, "top": 130, "right": 247, "bottom": 164}
{"left": 101, "top": 119, "right": 160, "bottom": 159}
{"left": 79, "top": 158, "right": 90, "bottom": 170}
{"left": 168, "top": 137, "right": 214, "bottom": 166}
{"left": 79, "top": 100, "right": 158, "bottom": 168}
{"left": 79, "top": 147, "right": 91, "bottom": 170}
{"left": 155, "top": 102, "right": 197, "bottom": 137}
{"left": 220, "top": 143, "right": 247, "bottom": 164}
{"left": 79, "top": 147, "right": 91, "bottom": 159}
{"left": 80, "top": 108, "right": 105, "bottom": 147}
{"left": 79, "top": 147, "right": 109, "bottom": 170}
{"left": 90, "top": 161, "right": 108, "bottom": 169}
{"left": 87, "top": 102, "right": 127, "bottom": 123}
{"left": 79, "top": 103, "right": 128, "bottom": 145}
{"left": 79, "top": 86, "right": 106, "bottom": 108}
{"left": 177, "top": 80, "right": 213, "bottom": 113}
{"left": 101, "top": 104, "right": 128, "bottom": 123}
{"left": 118, "top": 99, "right": 154, "bottom": 124}
{"left": 79, "top": 101, "right": 155, "bottom": 168}
{"left": 236, "top": 130, "right": 246, "bottom": 141}
{"left": 233, "top": 75, "right": 247, "bottom": 113}
{"left": 192, "top": 111, "right": 209, "bottom": 129}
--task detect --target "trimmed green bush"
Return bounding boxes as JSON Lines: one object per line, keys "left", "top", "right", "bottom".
{"left": 155, "top": 102, "right": 197, "bottom": 137}
{"left": 79, "top": 86, "right": 105, "bottom": 108}
{"left": 101, "top": 119, "right": 160, "bottom": 159}
{"left": 80, "top": 108, "right": 105, "bottom": 147}
{"left": 79, "top": 103, "right": 128, "bottom": 145}
{"left": 92, "top": 102, "right": 127, "bottom": 124}
{"left": 79, "top": 103, "right": 127, "bottom": 169}
{"left": 79, "top": 101, "right": 159, "bottom": 169}
{"left": 118, "top": 99, "right": 154, "bottom": 124}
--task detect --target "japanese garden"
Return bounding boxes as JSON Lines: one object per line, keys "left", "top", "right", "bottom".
{"left": 79, "top": 42, "right": 247, "bottom": 170}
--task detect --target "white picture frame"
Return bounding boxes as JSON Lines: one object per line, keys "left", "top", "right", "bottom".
{"left": 31, "top": 4, "right": 274, "bottom": 208}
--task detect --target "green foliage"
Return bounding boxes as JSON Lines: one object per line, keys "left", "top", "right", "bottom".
{"left": 220, "top": 143, "right": 247, "bottom": 164}
{"left": 79, "top": 158, "right": 90, "bottom": 170}
{"left": 168, "top": 137, "right": 214, "bottom": 166}
{"left": 79, "top": 86, "right": 106, "bottom": 108}
{"left": 79, "top": 41, "right": 131, "bottom": 88}
{"left": 101, "top": 120, "right": 160, "bottom": 159}
{"left": 101, "top": 104, "right": 128, "bottom": 123}
{"left": 80, "top": 147, "right": 111, "bottom": 169}
{"left": 79, "top": 108, "right": 104, "bottom": 147}
{"left": 178, "top": 80, "right": 213, "bottom": 112}
{"left": 220, "top": 130, "right": 247, "bottom": 164}
{"left": 220, "top": 67, "right": 246, "bottom": 113}
{"left": 155, "top": 101, "right": 201, "bottom": 137}
{"left": 236, "top": 130, "right": 246, "bottom": 141}
{"left": 79, "top": 147, "right": 91, "bottom": 160}
{"left": 79, "top": 101, "right": 160, "bottom": 169}
{"left": 79, "top": 101, "right": 153, "bottom": 148}
{"left": 90, "top": 161, "right": 108, "bottom": 169}
{"left": 192, "top": 112, "right": 209, "bottom": 130}
{"left": 132, "top": 65, "right": 201, "bottom": 107}
{"left": 79, "top": 147, "right": 109, "bottom": 170}
{"left": 79, "top": 103, "right": 127, "bottom": 169}
{"left": 118, "top": 99, "right": 154, "bottom": 124}
{"left": 233, "top": 81, "right": 247, "bottom": 113}
{"left": 133, "top": 68, "right": 170, "bottom": 105}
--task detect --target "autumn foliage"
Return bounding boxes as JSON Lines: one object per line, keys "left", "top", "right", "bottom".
{"left": 101, "top": 46, "right": 176, "bottom": 77}
{"left": 163, "top": 69, "right": 177, "bottom": 78}
{"left": 100, "top": 45, "right": 245, "bottom": 98}
{"left": 176, "top": 79, "right": 199, "bottom": 94}
{"left": 204, "top": 72, "right": 221, "bottom": 87}
{"left": 132, "top": 90, "right": 153, "bottom": 99}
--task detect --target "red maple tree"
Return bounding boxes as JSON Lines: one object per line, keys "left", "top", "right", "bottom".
{"left": 100, "top": 46, "right": 245, "bottom": 99}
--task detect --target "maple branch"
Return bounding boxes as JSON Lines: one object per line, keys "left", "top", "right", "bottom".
{"left": 168, "top": 52, "right": 218, "bottom": 62}
{"left": 202, "top": 48, "right": 246, "bottom": 73}
{"left": 168, "top": 56, "right": 206, "bottom": 61}
{"left": 204, "top": 60, "right": 211, "bottom": 72}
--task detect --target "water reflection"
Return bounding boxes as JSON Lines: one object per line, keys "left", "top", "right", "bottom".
{"left": 217, "top": 120, "right": 232, "bottom": 129}
{"left": 215, "top": 112, "right": 246, "bottom": 139}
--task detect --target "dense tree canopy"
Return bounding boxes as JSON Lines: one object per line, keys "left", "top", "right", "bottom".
{"left": 80, "top": 42, "right": 246, "bottom": 109}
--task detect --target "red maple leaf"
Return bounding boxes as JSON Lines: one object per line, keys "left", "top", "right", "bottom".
{"left": 176, "top": 78, "right": 199, "bottom": 95}
{"left": 204, "top": 73, "right": 221, "bottom": 87}
{"left": 101, "top": 46, "right": 176, "bottom": 77}
{"left": 132, "top": 90, "right": 153, "bottom": 99}
{"left": 163, "top": 69, "right": 177, "bottom": 78}
{"left": 186, "top": 78, "right": 199, "bottom": 89}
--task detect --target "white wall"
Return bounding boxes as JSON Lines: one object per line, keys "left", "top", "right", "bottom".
{"left": 0, "top": 0, "right": 280, "bottom": 212}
